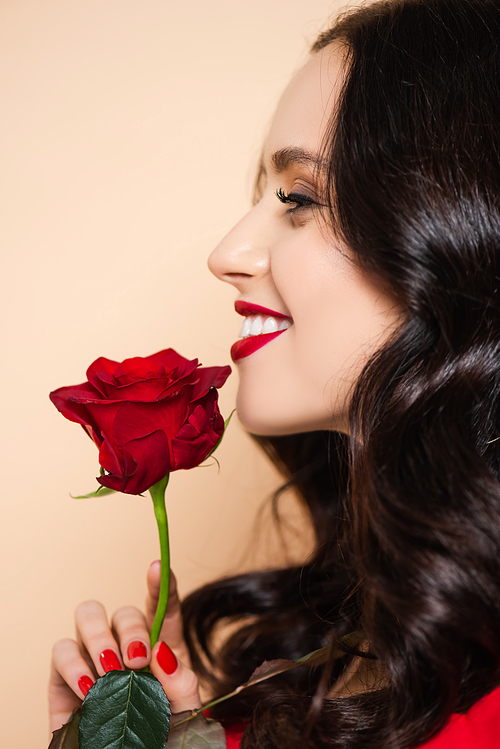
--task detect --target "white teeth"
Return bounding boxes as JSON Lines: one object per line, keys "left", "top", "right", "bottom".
{"left": 239, "top": 317, "right": 252, "bottom": 338}
{"left": 239, "top": 314, "right": 292, "bottom": 338}
{"left": 249, "top": 315, "right": 263, "bottom": 336}
{"left": 262, "top": 317, "right": 279, "bottom": 334}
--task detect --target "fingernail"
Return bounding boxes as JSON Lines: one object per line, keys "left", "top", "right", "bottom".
{"left": 100, "top": 649, "right": 122, "bottom": 673}
{"left": 127, "top": 640, "right": 147, "bottom": 660}
{"left": 78, "top": 675, "right": 94, "bottom": 697}
{"left": 156, "top": 642, "right": 177, "bottom": 675}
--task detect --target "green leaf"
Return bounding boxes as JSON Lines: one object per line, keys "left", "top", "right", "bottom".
{"left": 168, "top": 712, "right": 226, "bottom": 749}
{"left": 79, "top": 670, "right": 170, "bottom": 749}
{"left": 48, "top": 709, "right": 81, "bottom": 749}
{"left": 71, "top": 486, "right": 117, "bottom": 499}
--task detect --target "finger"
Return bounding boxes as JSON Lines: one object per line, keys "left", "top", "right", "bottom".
{"left": 146, "top": 565, "right": 189, "bottom": 661}
{"left": 75, "top": 600, "right": 123, "bottom": 676}
{"left": 52, "top": 638, "right": 96, "bottom": 698}
{"left": 50, "top": 638, "right": 96, "bottom": 731}
{"left": 150, "top": 641, "right": 201, "bottom": 714}
{"left": 111, "top": 605, "right": 150, "bottom": 670}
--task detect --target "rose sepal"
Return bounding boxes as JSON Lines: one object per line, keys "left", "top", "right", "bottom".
{"left": 70, "top": 468, "right": 117, "bottom": 499}
{"left": 70, "top": 486, "right": 117, "bottom": 500}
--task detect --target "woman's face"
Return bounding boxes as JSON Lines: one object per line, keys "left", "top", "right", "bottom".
{"left": 208, "top": 46, "right": 402, "bottom": 436}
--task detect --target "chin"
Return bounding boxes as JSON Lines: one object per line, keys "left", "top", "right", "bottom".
{"left": 236, "top": 391, "right": 293, "bottom": 436}
{"left": 235, "top": 390, "right": 342, "bottom": 437}
{"left": 236, "top": 406, "right": 288, "bottom": 437}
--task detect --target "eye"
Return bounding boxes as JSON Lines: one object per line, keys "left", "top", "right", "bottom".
{"left": 275, "top": 187, "right": 316, "bottom": 212}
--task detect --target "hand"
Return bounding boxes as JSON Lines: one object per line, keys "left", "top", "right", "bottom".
{"left": 49, "top": 562, "right": 201, "bottom": 733}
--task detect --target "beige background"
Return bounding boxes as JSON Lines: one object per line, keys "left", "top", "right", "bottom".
{"left": 0, "top": 0, "right": 345, "bottom": 744}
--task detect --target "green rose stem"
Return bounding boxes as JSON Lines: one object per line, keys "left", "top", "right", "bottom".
{"left": 149, "top": 473, "right": 171, "bottom": 649}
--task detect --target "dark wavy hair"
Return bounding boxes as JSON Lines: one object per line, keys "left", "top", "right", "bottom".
{"left": 182, "top": 1, "right": 500, "bottom": 746}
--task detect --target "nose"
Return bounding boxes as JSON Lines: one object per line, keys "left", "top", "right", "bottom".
{"left": 207, "top": 204, "right": 270, "bottom": 292}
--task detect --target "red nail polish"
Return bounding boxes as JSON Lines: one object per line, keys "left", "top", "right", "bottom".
{"left": 78, "top": 675, "right": 94, "bottom": 697}
{"left": 157, "top": 642, "right": 177, "bottom": 675}
{"left": 127, "top": 640, "right": 147, "bottom": 660}
{"left": 100, "top": 649, "right": 122, "bottom": 673}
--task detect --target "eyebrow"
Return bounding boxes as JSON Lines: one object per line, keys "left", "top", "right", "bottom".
{"left": 253, "top": 146, "right": 325, "bottom": 204}
{"left": 270, "top": 146, "right": 323, "bottom": 174}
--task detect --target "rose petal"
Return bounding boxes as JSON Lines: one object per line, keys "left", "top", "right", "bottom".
{"left": 113, "top": 357, "right": 166, "bottom": 380}
{"left": 172, "top": 391, "right": 224, "bottom": 469}
{"left": 189, "top": 366, "right": 232, "bottom": 400}
{"left": 98, "top": 433, "right": 127, "bottom": 477}
{"left": 86, "top": 357, "right": 120, "bottom": 396}
{"left": 49, "top": 383, "right": 102, "bottom": 426}
{"left": 83, "top": 401, "right": 126, "bottom": 448}
{"left": 88, "top": 351, "right": 201, "bottom": 401}
{"left": 98, "top": 431, "right": 170, "bottom": 495}
{"left": 98, "top": 377, "right": 179, "bottom": 402}
{"left": 149, "top": 349, "right": 198, "bottom": 376}
{"left": 119, "top": 430, "right": 171, "bottom": 494}
{"left": 112, "top": 350, "right": 197, "bottom": 382}
{"left": 111, "top": 397, "right": 188, "bottom": 447}
{"left": 83, "top": 424, "right": 102, "bottom": 447}
{"left": 97, "top": 473, "right": 128, "bottom": 493}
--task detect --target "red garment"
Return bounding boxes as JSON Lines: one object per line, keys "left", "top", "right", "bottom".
{"left": 411, "top": 685, "right": 500, "bottom": 748}
{"left": 222, "top": 685, "right": 500, "bottom": 748}
{"left": 223, "top": 722, "right": 246, "bottom": 749}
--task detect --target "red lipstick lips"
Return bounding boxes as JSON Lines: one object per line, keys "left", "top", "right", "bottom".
{"left": 231, "top": 301, "right": 293, "bottom": 363}
{"left": 234, "top": 301, "right": 291, "bottom": 319}
{"left": 231, "top": 331, "right": 285, "bottom": 362}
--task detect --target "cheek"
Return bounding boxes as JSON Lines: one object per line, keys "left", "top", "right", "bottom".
{"left": 276, "top": 246, "right": 400, "bottom": 400}
{"left": 275, "top": 244, "right": 356, "bottom": 368}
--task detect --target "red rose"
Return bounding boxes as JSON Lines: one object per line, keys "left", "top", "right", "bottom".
{"left": 50, "top": 349, "right": 231, "bottom": 495}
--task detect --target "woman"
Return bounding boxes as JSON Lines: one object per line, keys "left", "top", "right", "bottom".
{"left": 49, "top": 0, "right": 500, "bottom": 746}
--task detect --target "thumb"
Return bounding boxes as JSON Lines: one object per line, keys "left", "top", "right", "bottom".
{"left": 150, "top": 641, "right": 201, "bottom": 714}
{"left": 146, "top": 563, "right": 180, "bottom": 623}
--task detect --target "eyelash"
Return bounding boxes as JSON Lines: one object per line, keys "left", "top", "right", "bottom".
{"left": 275, "top": 187, "right": 316, "bottom": 212}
